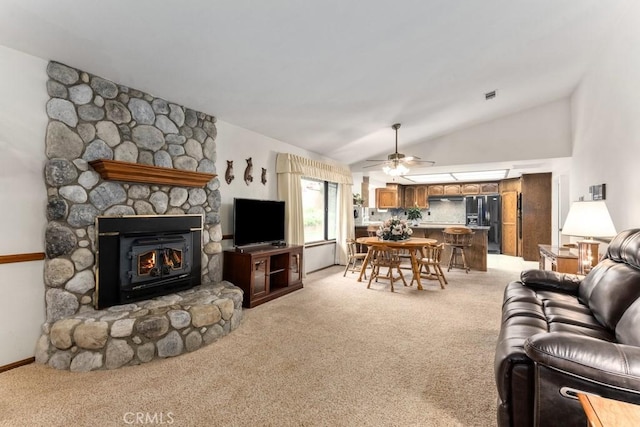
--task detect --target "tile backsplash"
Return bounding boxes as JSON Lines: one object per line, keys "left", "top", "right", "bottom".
{"left": 366, "top": 199, "right": 465, "bottom": 224}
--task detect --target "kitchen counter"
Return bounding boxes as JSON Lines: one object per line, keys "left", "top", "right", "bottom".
{"left": 414, "top": 223, "right": 490, "bottom": 230}
{"left": 355, "top": 224, "right": 489, "bottom": 271}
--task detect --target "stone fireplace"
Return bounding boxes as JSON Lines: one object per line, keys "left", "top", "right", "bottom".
{"left": 36, "top": 61, "right": 243, "bottom": 371}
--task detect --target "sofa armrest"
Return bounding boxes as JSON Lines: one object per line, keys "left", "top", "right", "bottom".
{"left": 520, "top": 269, "right": 581, "bottom": 295}
{"left": 525, "top": 332, "right": 640, "bottom": 391}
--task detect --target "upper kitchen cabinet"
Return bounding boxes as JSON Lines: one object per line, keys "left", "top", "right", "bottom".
{"left": 480, "top": 182, "right": 499, "bottom": 194}
{"left": 443, "top": 184, "right": 461, "bottom": 195}
{"left": 415, "top": 185, "right": 428, "bottom": 208}
{"left": 428, "top": 185, "right": 444, "bottom": 196}
{"left": 461, "top": 183, "right": 480, "bottom": 195}
{"left": 402, "top": 185, "right": 429, "bottom": 208}
{"left": 403, "top": 186, "right": 416, "bottom": 208}
{"left": 375, "top": 184, "right": 404, "bottom": 209}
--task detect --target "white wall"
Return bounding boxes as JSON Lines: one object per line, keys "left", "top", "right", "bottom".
{"left": 570, "top": 2, "right": 640, "bottom": 233}
{"left": 0, "top": 45, "right": 48, "bottom": 366}
{"left": 406, "top": 98, "right": 573, "bottom": 166}
{"left": 215, "top": 120, "right": 340, "bottom": 272}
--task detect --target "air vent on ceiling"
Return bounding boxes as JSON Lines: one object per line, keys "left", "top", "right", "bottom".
{"left": 485, "top": 90, "right": 497, "bottom": 100}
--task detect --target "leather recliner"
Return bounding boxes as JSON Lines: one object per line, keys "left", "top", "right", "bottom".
{"left": 495, "top": 228, "right": 640, "bottom": 426}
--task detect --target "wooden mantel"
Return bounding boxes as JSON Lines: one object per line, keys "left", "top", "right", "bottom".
{"left": 89, "top": 159, "right": 216, "bottom": 188}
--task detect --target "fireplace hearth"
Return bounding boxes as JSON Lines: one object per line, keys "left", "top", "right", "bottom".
{"left": 97, "top": 215, "right": 202, "bottom": 309}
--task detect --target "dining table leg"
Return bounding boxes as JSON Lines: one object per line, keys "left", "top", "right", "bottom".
{"left": 357, "top": 246, "right": 373, "bottom": 282}
{"left": 409, "top": 248, "right": 424, "bottom": 290}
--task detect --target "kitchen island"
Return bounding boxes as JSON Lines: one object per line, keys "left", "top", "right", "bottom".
{"left": 355, "top": 223, "right": 490, "bottom": 271}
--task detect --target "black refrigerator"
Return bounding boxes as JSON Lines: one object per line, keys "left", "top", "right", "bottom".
{"left": 465, "top": 195, "right": 501, "bottom": 254}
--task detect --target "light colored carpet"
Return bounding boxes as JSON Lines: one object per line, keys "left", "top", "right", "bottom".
{"left": 0, "top": 255, "right": 536, "bottom": 427}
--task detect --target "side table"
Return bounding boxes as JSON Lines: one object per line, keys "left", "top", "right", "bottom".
{"left": 538, "top": 244, "right": 579, "bottom": 274}
{"left": 578, "top": 393, "right": 640, "bottom": 427}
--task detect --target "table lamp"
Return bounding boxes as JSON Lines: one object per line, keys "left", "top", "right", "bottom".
{"left": 561, "top": 200, "right": 616, "bottom": 274}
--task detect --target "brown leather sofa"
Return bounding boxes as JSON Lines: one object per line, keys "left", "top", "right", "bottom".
{"left": 495, "top": 228, "right": 640, "bottom": 427}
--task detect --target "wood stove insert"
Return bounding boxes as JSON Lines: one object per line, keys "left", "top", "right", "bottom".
{"left": 96, "top": 215, "right": 203, "bottom": 309}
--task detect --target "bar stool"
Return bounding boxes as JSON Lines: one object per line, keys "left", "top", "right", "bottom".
{"left": 442, "top": 226, "right": 474, "bottom": 273}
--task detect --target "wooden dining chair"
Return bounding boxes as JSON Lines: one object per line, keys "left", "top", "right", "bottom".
{"left": 344, "top": 238, "right": 367, "bottom": 279}
{"left": 411, "top": 243, "right": 447, "bottom": 289}
{"left": 367, "top": 245, "right": 407, "bottom": 292}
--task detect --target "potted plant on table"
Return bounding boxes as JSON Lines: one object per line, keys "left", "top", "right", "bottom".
{"left": 377, "top": 216, "right": 413, "bottom": 241}
{"left": 407, "top": 206, "right": 423, "bottom": 226}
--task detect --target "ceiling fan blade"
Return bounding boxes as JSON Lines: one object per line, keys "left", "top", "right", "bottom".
{"left": 363, "top": 162, "right": 390, "bottom": 169}
{"left": 365, "top": 159, "right": 388, "bottom": 162}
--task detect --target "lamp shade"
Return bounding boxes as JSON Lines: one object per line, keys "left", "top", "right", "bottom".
{"left": 561, "top": 200, "right": 616, "bottom": 238}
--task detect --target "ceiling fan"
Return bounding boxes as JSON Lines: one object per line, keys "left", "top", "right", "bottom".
{"left": 364, "top": 123, "right": 435, "bottom": 176}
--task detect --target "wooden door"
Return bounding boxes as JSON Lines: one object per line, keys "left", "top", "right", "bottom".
{"left": 502, "top": 191, "right": 518, "bottom": 256}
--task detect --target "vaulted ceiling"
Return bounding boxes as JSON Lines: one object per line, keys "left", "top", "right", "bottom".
{"left": 0, "top": 0, "right": 630, "bottom": 181}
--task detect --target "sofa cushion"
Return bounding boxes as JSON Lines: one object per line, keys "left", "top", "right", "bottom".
{"left": 536, "top": 290, "right": 583, "bottom": 305}
{"left": 605, "top": 228, "right": 640, "bottom": 265}
{"left": 548, "top": 322, "right": 616, "bottom": 342}
{"left": 543, "top": 299, "right": 592, "bottom": 314}
{"left": 520, "top": 269, "right": 581, "bottom": 294}
{"left": 616, "top": 297, "right": 640, "bottom": 345}
{"left": 583, "top": 260, "right": 640, "bottom": 331}
{"left": 545, "top": 306, "right": 605, "bottom": 330}
{"left": 502, "top": 280, "right": 540, "bottom": 306}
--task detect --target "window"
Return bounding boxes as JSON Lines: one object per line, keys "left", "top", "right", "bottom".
{"left": 302, "top": 178, "right": 338, "bottom": 243}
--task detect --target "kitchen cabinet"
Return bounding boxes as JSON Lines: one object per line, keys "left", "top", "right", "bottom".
{"left": 403, "top": 186, "right": 416, "bottom": 208}
{"left": 375, "top": 184, "right": 404, "bottom": 208}
{"left": 461, "top": 183, "right": 480, "bottom": 195}
{"left": 480, "top": 182, "right": 499, "bottom": 194}
{"left": 415, "top": 185, "right": 428, "bottom": 208}
{"left": 401, "top": 185, "right": 429, "bottom": 208}
{"left": 499, "top": 173, "right": 551, "bottom": 261}
{"left": 428, "top": 185, "right": 444, "bottom": 196}
{"left": 500, "top": 180, "right": 520, "bottom": 257}
{"left": 521, "top": 173, "right": 551, "bottom": 261}
{"left": 443, "top": 184, "right": 461, "bottom": 195}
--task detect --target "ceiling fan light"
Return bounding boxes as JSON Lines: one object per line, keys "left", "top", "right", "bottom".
{"left": 383, "top": 163, "right": 409, "bottom": 176}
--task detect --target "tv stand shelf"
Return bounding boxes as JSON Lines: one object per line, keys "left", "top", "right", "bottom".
{"left": 223, "top": 245, "right": 303, "bottom": 308}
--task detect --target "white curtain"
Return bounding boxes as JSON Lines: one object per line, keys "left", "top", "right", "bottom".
{"left": 276, "top": 153, "right": 354, "bottom": 266}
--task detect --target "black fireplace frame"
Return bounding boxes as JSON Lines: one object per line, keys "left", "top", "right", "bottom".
{"left": 95, "top": 214, "right": 203, "bottom": 309}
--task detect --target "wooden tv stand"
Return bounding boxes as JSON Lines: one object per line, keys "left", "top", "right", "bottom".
{"left": 223, "top": 245, "right": 303, "bottom": 308}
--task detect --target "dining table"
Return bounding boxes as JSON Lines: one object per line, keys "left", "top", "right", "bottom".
{"left": 355, "top": 236, "right": 437, "bottom": 290}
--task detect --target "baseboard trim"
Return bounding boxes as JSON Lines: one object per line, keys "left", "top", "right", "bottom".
{"left": 0, "top": 357, "right": 35, "bottom": 373}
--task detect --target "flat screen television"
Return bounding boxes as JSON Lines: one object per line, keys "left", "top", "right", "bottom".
{"left": 233, "top": 198, "right": 286, "bottom": 247}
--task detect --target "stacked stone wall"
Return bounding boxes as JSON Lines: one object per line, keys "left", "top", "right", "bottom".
{"left": 37, "top": 61, "right": 242, "bottom": 370}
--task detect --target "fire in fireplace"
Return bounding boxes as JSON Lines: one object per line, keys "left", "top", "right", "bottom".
{"left": 96, "top": 215, "right": 203, "bottom": 309}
